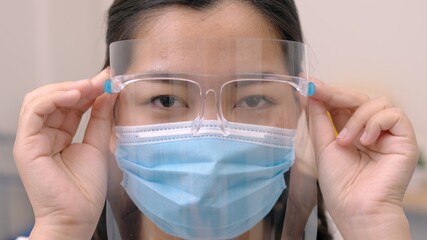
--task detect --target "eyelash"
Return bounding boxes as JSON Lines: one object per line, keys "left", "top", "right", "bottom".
{"left": 149, "top": 95, "right": 187, "bottom": 108}
{"left": 235, "top": 95, "right": 274, "bottom": 109}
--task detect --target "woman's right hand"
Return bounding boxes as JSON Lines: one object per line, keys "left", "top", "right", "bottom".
{"left": 13, "top": 69, "right": 113, "bottom": 239}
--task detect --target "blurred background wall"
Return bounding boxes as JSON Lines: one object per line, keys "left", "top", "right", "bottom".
{"left": 0, "top": 0, "right": 425, "bottom": 239}
{"left": 0, "top": 1, "right": 113, "bottom": 239}
{"left": 294, "top": 1, "right": 427, "bottom": 239}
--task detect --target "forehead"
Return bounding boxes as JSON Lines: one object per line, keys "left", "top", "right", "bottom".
{"left": 113, "top": 2, "right": 288, "bottom": 76}
{"left": 135, "top": 2, "right": 279, "bottom": 40}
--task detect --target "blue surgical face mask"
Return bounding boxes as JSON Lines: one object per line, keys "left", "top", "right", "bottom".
{"left": 114, "top": 121, "right": 295, "bottom": 240}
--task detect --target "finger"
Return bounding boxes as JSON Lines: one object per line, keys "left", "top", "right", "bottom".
{"left": 54, "top": 69, "right": 110, "bottom": 136}
{"left": 27, "top": 68, "right": 109, "bottom": 101}
{"left": 18, "top": 90, "right": 82, "bottom": 137}
{"left": 329, "top": 108, "right": 353, "bottom": 133}
{"left": 360, "top": 108, "right": 416, "bottom": 146}
{"left": 21, "top": 80, "right": 91, "bottom": 115}
{"left": 16, "top": 69, "right": 110, "bottom": 162}
{"left": 60, "top": 68, "right": 110, "bottom": 113}
{"left": 44, "top": 107, "right": 86, "bottom": 137}
{"left": 40, "top": 69, "right": 110, "bottom": 134}
{"left": 20, "top": 68, "right": 109, "bottom": 116}
{"left": 337, "top": 96, "right": 393, "bottom": 146}
{"left": 311, "top": 78, "right": 370, "bottom": 110}
{"left": 44, "top": 107, "right": 71, "bottom": 129}
{"left": 308, "top": 98, "right": 336, "bottom": 157}
{"left": 83, "top": 93, "right": 116, "bottom": 154}
{"left": 14, "top": 90, "right": 81, "bottom": 165}
{"left": 82, "top": 68, "right": 110, "bottom": 102}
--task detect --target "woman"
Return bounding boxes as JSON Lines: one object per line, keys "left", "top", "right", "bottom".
{"left": 14, "top": 0, "right": 418, "bottom": 239}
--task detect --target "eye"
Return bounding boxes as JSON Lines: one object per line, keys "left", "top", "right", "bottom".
{"left": 235, "top": 95, "right": 272, "bottom": 109}
{"left": 151, "top": 95, "right": 186, "bottom": 108}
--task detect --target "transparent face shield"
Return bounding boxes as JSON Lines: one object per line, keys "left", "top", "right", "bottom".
{"left": 105, "top": 38, "right": 318, "bottom": 240}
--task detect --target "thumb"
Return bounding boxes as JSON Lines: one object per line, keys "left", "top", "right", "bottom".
{"left": 83, "top": 93, "right": 116, "bottom": 154}
{"left": 309, "top": 98, "right": 336, "bottom": 159}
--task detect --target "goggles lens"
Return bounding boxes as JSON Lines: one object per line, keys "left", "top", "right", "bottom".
{"left": 221, "top": 79, "right": 299, "bottom": 128}
{"left": 108, "top": 38, "right": 314, "bottom": 130}
{"left": 115, "top": 78, "right": 201, "bottom": 125}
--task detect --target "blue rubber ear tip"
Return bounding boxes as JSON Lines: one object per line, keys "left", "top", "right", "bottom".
{"left": 308, "top": 82, "right": 316, "bottom": 96}
{"left": 104, "top": 79, "right": 112, "bottom": 94}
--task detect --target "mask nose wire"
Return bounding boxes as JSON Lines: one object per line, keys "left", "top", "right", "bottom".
{"left": 191, "top": 89, "right": 230, "bottom": 136}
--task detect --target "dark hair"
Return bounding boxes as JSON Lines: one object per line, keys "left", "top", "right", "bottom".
{"left": 96, "top": 1, "right": 331, "bottom": 239}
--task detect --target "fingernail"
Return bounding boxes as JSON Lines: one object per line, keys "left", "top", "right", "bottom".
{"left": 337, "top": 128, "right": 348, "bottom": 139}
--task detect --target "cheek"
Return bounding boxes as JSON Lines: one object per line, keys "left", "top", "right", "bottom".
{"left": 267, "top": 108, "right": 291, "bottom": 128}
{"left": 114, "top": 93, "right": 145, "bottom": 126}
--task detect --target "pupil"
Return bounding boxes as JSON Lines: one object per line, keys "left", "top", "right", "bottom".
{"left": 160, "top": 96, "right": 175, "bottom": 107}
{"left": 245, "top": 96, "right": 261, "bottom": 107}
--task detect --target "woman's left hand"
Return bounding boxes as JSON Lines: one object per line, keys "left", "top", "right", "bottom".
{"left": 309, "top": 80, "right": 418, "bottom": 239}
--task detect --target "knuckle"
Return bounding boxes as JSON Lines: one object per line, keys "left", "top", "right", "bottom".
{"left": 22, "top": 86, "right": 49, "bottom": 111}
{"left": 22, "top": 97, "right": 36, "bottom": 114}
{"left": 22, "top": 91, "right": 35, "bottom": 107}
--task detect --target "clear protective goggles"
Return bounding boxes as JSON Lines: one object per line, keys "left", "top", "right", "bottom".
{"left": 104, "top": 38, "right": 315, "bottom": 133}
{"left": 105, "top": 38, "right": 318, "bottom": 240}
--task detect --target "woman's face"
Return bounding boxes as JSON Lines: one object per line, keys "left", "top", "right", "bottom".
{"left": 109, "top": 2, "right": 298, "bottom": 239}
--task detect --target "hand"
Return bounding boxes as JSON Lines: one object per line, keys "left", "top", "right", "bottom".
{"left": 309, "top": 80, "right": 418, "bottom": 239}
{"left": 13, "top": 69, "right": 114, "bottom": 239}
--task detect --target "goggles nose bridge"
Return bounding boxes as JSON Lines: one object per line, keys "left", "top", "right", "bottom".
{"left": 191, "top": 88, "right": 230, "bottom": 136}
